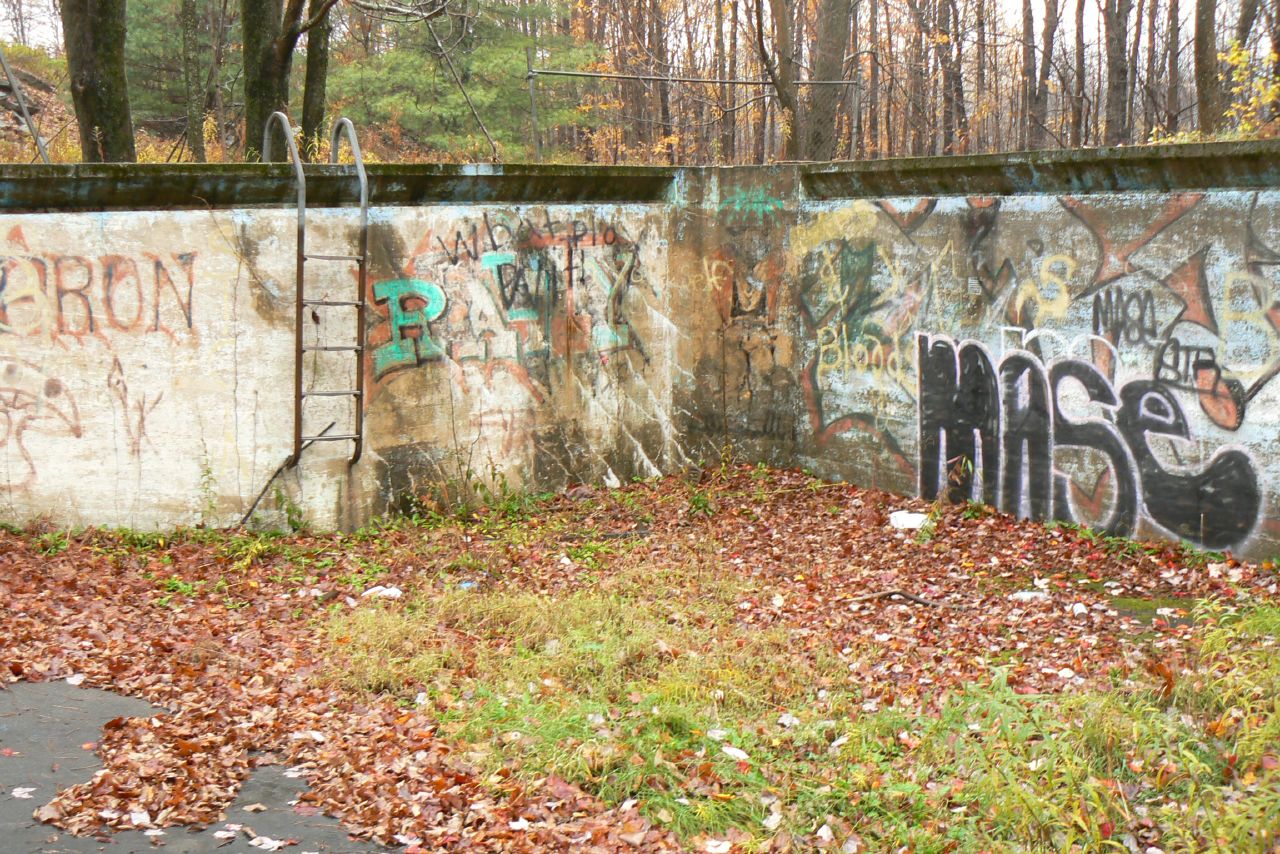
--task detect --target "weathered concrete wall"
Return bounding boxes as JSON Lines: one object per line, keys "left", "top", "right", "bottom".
{"left": 357, "top": 204, "right": 685, "bottom": 514}
{"left": 783, "top": 190, "right": 1280, "bottom": 555}
{"left": 674, "top": 159, "right": 1280, "bottom": 558}
{"left": 0, "top": 201, "right": 683, "bottom": 531}
{"left": 7, "top": 146, "right": 1280, "bottom": 557}
{"left": 0, "top": 209, "right": 291, "bottom": 529}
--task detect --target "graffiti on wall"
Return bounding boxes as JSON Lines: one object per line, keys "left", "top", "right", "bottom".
{"left": 370, "top": 278, "right": 448, "bottom": 380}
{"left": 786, "top": 201, "right": 935, "bottom": 476}
{"left": 362, "top": 207, "right": 675, "bottom": 487}
{"left": 368, "top": 211, "right": 646, "bottom": 391}
{"left": 0, "top": 228, "right": 198, "bottom": 346}
{"left": 106, "top": 357, "right": 162, "bottom": 459}
{"left": 784, "top": 190, "right": 1280, "bottom": 551}
{"left": 1030, "top": 194, "right": 1280, "bottom": 428}
{"left": 916, "top": 333, "right": 1261, "bottom": 549}
{"left": 698, "top": 184, "right": 794, "bottom": 443}
{"left": 0, "top": 357, "right": 81, "bottom": 489}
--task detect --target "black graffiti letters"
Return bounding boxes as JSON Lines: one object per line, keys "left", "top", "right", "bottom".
{"left": 916, "top": 334, "right": 1260, "bottom": 549}
{"left": 1115, "top": 382, "right": 1261, "bottom": 549}
{"left": 917, "top": 337, "right": 999, "bottom": 505}
{"left": 1092, "top": 287, "right": 1159, "bottom": 346}
{"left": 999, "top": 353, "right": 1053, "bottom": 520}
{"left": 1048, "top": 360, "right": 1139, "bottom": 537}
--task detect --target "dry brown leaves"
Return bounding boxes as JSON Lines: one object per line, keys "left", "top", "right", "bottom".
{"left": 2, "top": 465, "right": 1276, "bottom": 850}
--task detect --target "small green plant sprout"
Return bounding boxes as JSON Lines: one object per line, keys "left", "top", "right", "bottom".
{"left": 154, "top": 575, "right": 202, "bottom": 608}
{"left": 35, "top": 529, "right": 70, "bottom": 556}
{"left": 197, "top": 452, "right": 217, "bottom": 524}
{"left": 945, "top": 453, "right": 974, "bottom": 503}
{"left": 914, "top": 504, "right": 944, "bottom": 544}
{"left": 688, "top": 489, "right": 715, "bottom": 517}
{"left": 564, "top": 539, "right": 613, "bottom": 569}
{"left": 273, "top": 485, "right": 307, "bottom": 533}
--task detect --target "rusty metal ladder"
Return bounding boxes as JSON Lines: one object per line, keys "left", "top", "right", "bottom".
{"left": 263, "top": 112, "right": 369, "bottom": 466}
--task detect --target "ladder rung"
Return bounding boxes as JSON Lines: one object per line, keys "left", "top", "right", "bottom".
{"left": 306, "top": 253, "right": 364, "bottom": 262}
{"left": 302, "top": 433, "right": 360, "bottom": 442}
{"left": 302, "top": 345, "right": 363, "bottom": 352}
{"left": 303, "top": 299, "right": 363, "bottom": 307}
{"left": 302, "top": 390, "right": 360, "bottom": 398}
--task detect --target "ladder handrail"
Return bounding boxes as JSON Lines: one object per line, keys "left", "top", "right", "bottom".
{"left": 330, "top": 117, "right": 368, "bottom": 217}
{"left": 263, "top": 111, "right": 308, "bottom": 467}
{"left": 328, "top": 116, "right": 369, "bottom": 465}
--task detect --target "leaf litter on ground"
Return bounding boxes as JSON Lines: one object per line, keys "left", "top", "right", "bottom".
{"left": 2, "top": 464, "right": 1279, "bottom": 851}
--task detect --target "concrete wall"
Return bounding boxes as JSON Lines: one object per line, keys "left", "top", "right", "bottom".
{"left": 0, "top": 202, "right": 682, "bottom": 531}
{"left": 6, "top": 144, "right": 1280, "bottom": 557}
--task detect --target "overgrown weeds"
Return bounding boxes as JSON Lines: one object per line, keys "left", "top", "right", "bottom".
{"left": 326, "top": 570, "right": 1280, "bottom": 848}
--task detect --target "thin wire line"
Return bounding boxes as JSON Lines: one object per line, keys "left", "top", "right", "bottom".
{"left": 528, "top": 68, "right": 856, "bottom": 87}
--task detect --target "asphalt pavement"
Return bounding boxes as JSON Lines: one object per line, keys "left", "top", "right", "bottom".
{"left": 0, "top": 681, "right": 388, "bottom": 854}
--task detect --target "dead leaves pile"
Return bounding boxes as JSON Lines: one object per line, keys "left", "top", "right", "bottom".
{"left": 1, "top": 529, "right": 679, "bottom": 850}
{"left": 2, "top": 465, "right": 1276, "bottom": 850}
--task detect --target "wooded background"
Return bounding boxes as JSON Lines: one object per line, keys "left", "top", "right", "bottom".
{"left": 4, "top": 0, "right": 1280, "bottom": 164}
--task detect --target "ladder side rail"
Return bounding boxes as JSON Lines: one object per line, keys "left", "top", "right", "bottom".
{"left": 263, "top": 111, "right": 307, "bottom": 465}
{"left": 330, "top": 117, "right": 369, "bottom": 465}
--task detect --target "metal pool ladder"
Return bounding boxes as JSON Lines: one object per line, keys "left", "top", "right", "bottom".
{"left": 263, "top": 112, "right": 370, "bottom": 466}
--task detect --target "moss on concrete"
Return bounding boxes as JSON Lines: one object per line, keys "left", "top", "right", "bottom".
{"left": 802, "top": 139, "right": 1280, "bottom": 197}
{"left": 4, "top": 139, "right": 1280, "bottom": 211}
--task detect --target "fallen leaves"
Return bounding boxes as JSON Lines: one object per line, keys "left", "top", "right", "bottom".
{"left": 0, "top": 465, "right": 1275, "bottom": 851}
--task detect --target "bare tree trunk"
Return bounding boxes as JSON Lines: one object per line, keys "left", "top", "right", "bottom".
{"left": 976, "top": 0, "right": 986, "bottom": 149}
{"left": 1195, "top": 0, "right": 1221, "bottom": 133}
{"left": 755, "top": 87, "right": 767, "bottom": 162}
{"left": 948, "top": 0, "right": 968, "bottom": 150}
{"left": 652, "top": 0, "right": 674, "bottom": 164}
{"left": 1071, "top": 0, "right": 1086, "bottom": 145}
{"left": 1103, "top": 0, "right": 1134, "bottom": 144}
{"left": 60, "top": 0, "right": 135, "bottom": 162}
{"left": 682, "top": 0, "right": 699, "bottom": 160}
{"left": 1126, "top": 0, "right": 1146, "bottom": 139}
{"left": 752, "top": 0, "right": 799, "bottom": 159}
{"left": 728, "top": 0, "right": 739, "bottom": 161}
{"left": 907, "top": 5, "right": 924, "bottom": 154}
{"left": 868, "top": 0, "right": 880, "bottom": 155}
{"left": 1029, "top": 0, "right": 1060, "bottom": 148}
{"left": 762, "top": 0, "right": 801, "bottom": 159}
{"left": 243, "top": 0, "right": 292, "bottom": 160}
{"left": 1094, "top": 13, "right": 1105, "bottom": 141}
{"left": 934, "top": 0, "right": 953, "bottom": 151}
{"left": 1021, "top": 0, "right": 1035, "bottom": 148}
{"left": 301, "top": 0, "right": 332, "bottom": 157}
{"left": 805, "top": 0, "right": 852, "bottom": 159}
{"left": 1144, "top": 0, "right": 1159, "bottom": 136}
{"left": 181, "top": 0, "right": 206, "bottom": 161}
{"left": 1167, "top": 0, "right": 1181, "bottom": 130}
{"left": 243, "top": 0, "right": 341, "bottom": 161}
{"left": 1237, "top": 0, "right": 1261, "bottom": 45}
{"left": 4, "top": 0, "right": 27, "bottom": 45}
{"left": 850, "top": 0, "right": 862, "bottom": 157}
{"left": 716, "top": 0, "right": 728, "bottom": 161}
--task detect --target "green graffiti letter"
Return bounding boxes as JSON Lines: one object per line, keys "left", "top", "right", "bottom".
{"left": 372, "top": 278, "right": 447, "bottom": 379}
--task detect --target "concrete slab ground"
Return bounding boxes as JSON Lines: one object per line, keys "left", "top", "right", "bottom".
{"left": 0, "top": 682, "right": 390, "bottom": 854}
